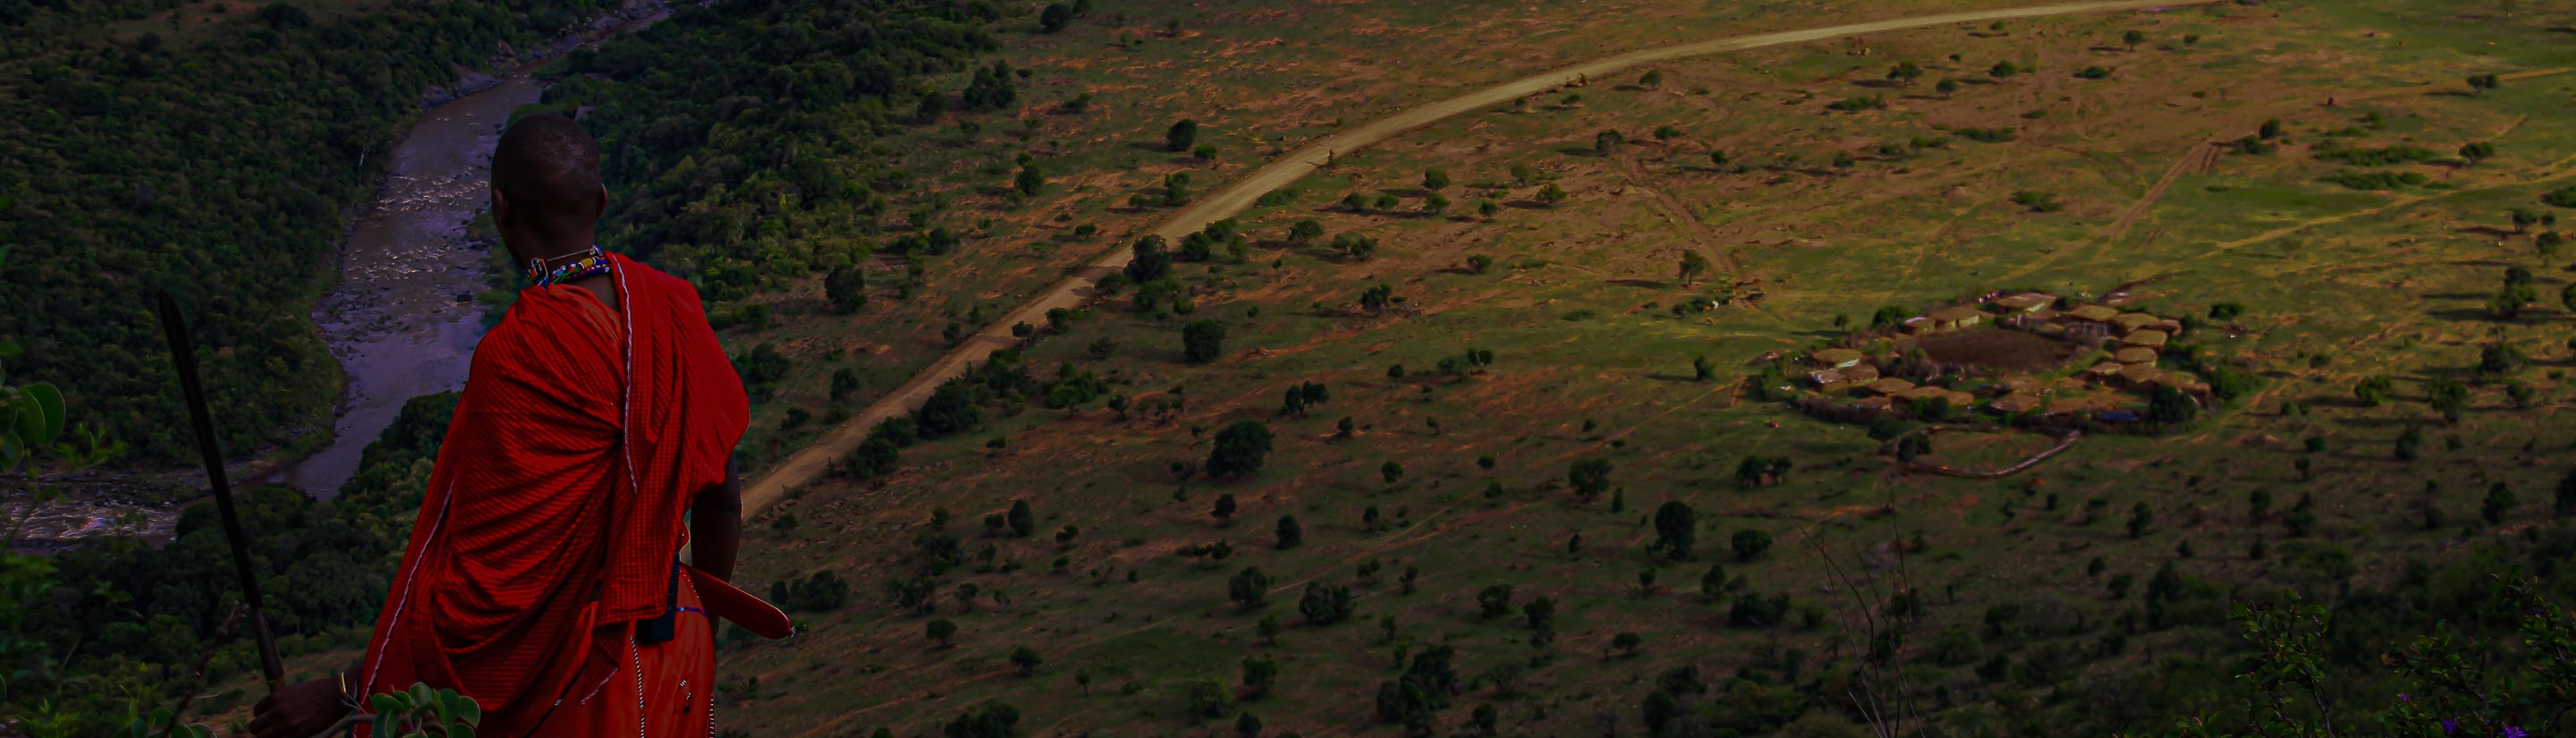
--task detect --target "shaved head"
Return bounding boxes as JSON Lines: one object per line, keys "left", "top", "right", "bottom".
{"left": 490, "top": 114, "right": 605, "bottom": 258}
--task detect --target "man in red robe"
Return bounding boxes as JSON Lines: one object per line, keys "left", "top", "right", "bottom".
{"left": 250, "top": 115, "right": 789, "bottom": 738}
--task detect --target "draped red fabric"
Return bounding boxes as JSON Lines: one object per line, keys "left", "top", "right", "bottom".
{"left": 355, "top": 253, "right": 778, "bottom": 736}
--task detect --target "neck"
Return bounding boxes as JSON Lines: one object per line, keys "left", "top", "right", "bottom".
{"left": 507, "top": 229, "right": 601, "bottom": 266}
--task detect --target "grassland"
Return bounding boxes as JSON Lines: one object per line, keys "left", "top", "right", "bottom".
{"left": 669, "top": 0, "right": 2576, "bottom": 734}
{"left": 189, "top": 0, "right": 2576, "bottom": 734}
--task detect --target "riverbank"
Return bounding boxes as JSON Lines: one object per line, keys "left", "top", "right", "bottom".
{"left": 253, "top": 0, "right": 672, "bottom": 502}
{"left": 7, "top": 0, "right": 672, "bottom": 549}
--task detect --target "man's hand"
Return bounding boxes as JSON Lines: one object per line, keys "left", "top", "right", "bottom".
{"left": 248, "top": 677, "right": 350, "bottom": 738}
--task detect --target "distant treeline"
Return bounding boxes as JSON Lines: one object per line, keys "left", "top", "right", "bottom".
{"left": 0, "top": 1, "right": 598, "bottom": 465}
{"left": 542, "top": 0, "right": 1010, "bottom": 302}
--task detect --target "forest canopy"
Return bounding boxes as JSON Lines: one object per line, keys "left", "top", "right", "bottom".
{"left": 0, "top": 1, "right": 601, "bottom": 463}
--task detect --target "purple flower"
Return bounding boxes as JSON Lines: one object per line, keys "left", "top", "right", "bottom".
{"left": 2502, "top": 726, "right": 2528, "bottom": 738}
{"left": 2400, "top": 693, "right": 2412, "bottom": 702}
{"left": 2442, "top": 720, "right": 2455, "bottom": 735}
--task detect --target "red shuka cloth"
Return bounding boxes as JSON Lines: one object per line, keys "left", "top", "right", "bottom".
{"left": 356, "top": 253, "right": 786, "bottom": 736}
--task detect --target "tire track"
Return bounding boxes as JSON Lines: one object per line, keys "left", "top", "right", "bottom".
{"left": 743, "top": 0, "right": 2233, "bottom": 517}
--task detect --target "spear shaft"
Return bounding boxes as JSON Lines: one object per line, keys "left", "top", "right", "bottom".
{"left": 155, "top": 290, "right": 288, "bottom": 695}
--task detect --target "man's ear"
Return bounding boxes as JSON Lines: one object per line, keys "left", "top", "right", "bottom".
{"left": 590, "top": 183, "right": 609, "bottom": 222}
{"left": 490, "top": 188, "right": 513, "bottom": 226}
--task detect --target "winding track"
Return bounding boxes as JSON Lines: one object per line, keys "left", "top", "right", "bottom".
{"left": 741, "top": 0, "right": 2219, "bottom": 515}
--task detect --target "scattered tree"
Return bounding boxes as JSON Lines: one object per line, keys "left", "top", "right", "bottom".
{"left": 1008, "top": 500, "right": 1036, "bottom": 537}
{"left": 1731, "top": 529, "right": 1773, "bottom": 561}
{"left": 1014, "top": 165, "right": 1046, "bottom": 198}
{"left": 826, "top": 266, "right": 868, "bottom": 314}
{"left": 1567, "top": 457, "right": 1613, "bottom": 499}
{"left": 1678, "top": 250, "right": 1712, "bottom": 285}
{"left": 1208, "top": 420, "right": 1275, "bottom": 477}
{"left": 1183, "top": 320, "right": 1226, "bottom": 363}
{"left": 1478, "top": 583, "right": 1515, "bottom": 620}
{"left": 1536, "top": 182, "right": 1568, "bottom": 206}
{"left": 1887, "top": 60, "right": 1924, "bottom": 86}
{"left": 1652, "top": 501, "right": 1697, "bottom": 561}
{"left": 2461, "top": 140, "right": 2496, "bottom": 166}
{"left": 1010, "top": 645, "right": 1042, "bottom": 675}
{"left": 2467, "top": 72, "right": 2503, "bottom": 96}
{"left": 1612, "top": 632, "right": 1644, "bottom": 657}
{"left": 1038, "top": 2, "right": 1073, "bottom": 32}
{"left": 1594, "top": 129, "right": 1625, "bottom": 154}
{"left": 1229, "top": 566, "right": 1273, "bottom": 611}
{"left": 1286, "top": 218, "right": 1325, "bottom": 245}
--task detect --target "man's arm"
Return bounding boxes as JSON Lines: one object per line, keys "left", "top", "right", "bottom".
{"left": 690, "top": 458, "right": 741, "bottom": 581}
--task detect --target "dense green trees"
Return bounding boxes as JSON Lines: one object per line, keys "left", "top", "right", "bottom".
{"left": 545, "top": 0, "right": 1013, "bottom": 339}
{"left": 17, "top": 390, "right": 455, "bottom": 734}
{"left": 0, "top": 2, "right": 625, "bottom": 463}
{"left": 1166, "top": 118, "right": 1199, "bottom": 152}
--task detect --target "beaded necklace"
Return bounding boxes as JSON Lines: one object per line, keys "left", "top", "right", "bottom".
{"left": 527, "top": 246, "right": 614, "bottom": 287}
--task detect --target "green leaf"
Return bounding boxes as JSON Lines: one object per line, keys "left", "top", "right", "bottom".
{"left": 9, "top": 404, "right": 37, "bottom": 456}
{"left": 21, "top": 383, "right": 61, "bottom": 446}
{"left": 452, "top": 691, "right": 481, "bottom": 725}
{"left": 372, "top": 693, "right": 401, "bottom": 715}
{"left": 445, "top": 725, "right": 473, "bottom": 738}
{"left": 0, "top": 340, "right": 19, "bottom": 359}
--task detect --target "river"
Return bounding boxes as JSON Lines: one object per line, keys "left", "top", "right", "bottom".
{"left": 264, "top": 79, "right": 539, "bottom": 500}
{"left": 4, "top": 4, "right": 671, "bottom": 548}
{"left": 260, "top": 4, "right": 671, "bottom": 500}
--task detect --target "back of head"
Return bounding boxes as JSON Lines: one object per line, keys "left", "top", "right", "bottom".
{"left": 490, "top": 114, "right": 603, "bottom": 245}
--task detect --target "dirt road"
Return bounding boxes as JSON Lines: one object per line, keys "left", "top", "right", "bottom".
{"left": 742, "top": 0, "right": 2219, "bottom": 515}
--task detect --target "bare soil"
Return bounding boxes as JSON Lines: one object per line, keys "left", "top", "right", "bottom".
{"left": 1910, "top": 327, "right": 2086, "bottom": 371}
